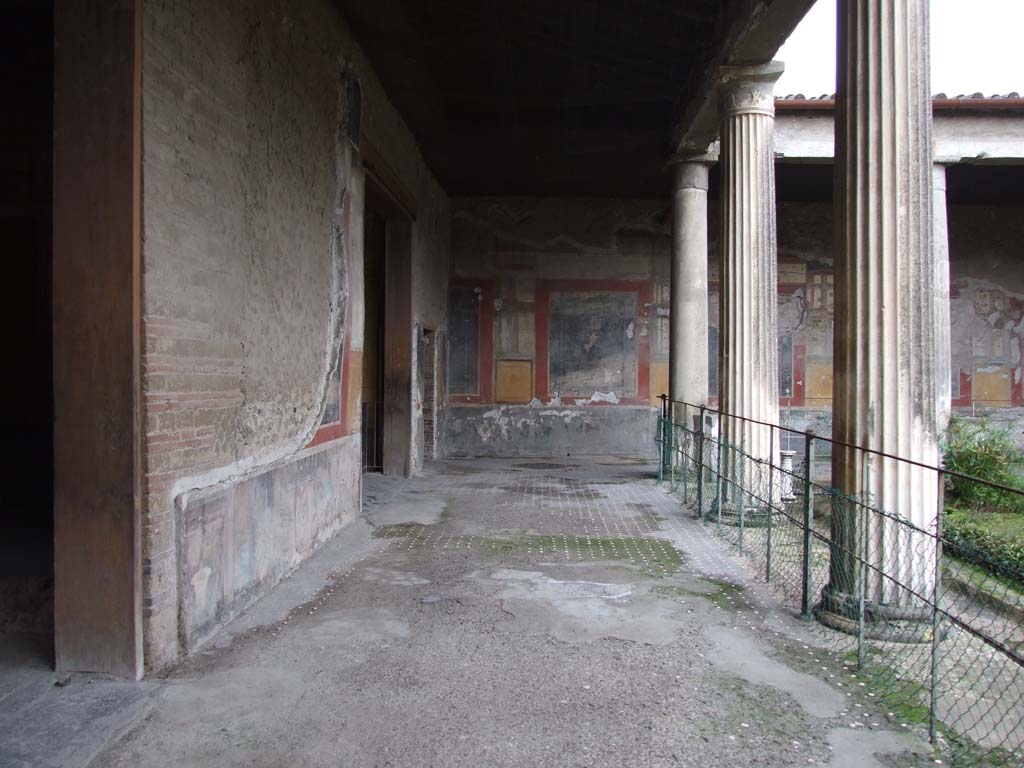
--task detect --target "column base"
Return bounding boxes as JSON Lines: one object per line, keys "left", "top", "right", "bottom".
{"left": 714, "top": 501, "right": 771, "bottom": 528}
{"left": 814, "top": 586, "right": 940, "bottom": 644}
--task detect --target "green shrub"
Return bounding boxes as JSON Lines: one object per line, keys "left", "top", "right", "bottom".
{"left": 944, "top": 506, "right": 1024, "bottom": 586}
{"left": 942, "top": 419, "right": 1024, "bottom": 586}
{"left": 942, "top": 418, "right": 1024, "bottom": 514}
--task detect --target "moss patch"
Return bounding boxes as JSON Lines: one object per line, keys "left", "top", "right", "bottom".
{"left": 769, "top": 639, "right": 1020, "bottom": 766}
{"left": 371, "top": 527, "right": 683, "bottom": 577}
{"left": 373, "top": 523, "right": 425, "bottom": 538}
{"left": 515, "top": 535, "right": 683, "bottom": 576}
{"left": 651, "top": 578, "right": 745, "bottom": 609}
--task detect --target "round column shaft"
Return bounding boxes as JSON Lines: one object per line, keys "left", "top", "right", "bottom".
{"left": 824, "top": 0, "right": 940, "bottom": 627}
{"left": 670, "top": 158, "right": 712, "bottom": 422}
{"left": 717, "top": 62, "right": 783, "bottom": 474}
{"left": 934, "top": 163, "right": 952, "bottom": 430}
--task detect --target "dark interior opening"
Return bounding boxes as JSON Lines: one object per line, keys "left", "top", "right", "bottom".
{"left": 772, "top": 162, "right": 834, "bottom": 203}
{"left": 361, "top": 205, "right": 386, "bottom": 472}
{"left": 946, "top": 164, "right": 1024, "bottom": 205}
{"left": 421, "top": 329, "right": 436, "bottom": 460}
{"left": 771, "top": 161, "right": 1024, "bottom": 205}
{"left": 1, "top": 0, "right": 55, "bottom": 658}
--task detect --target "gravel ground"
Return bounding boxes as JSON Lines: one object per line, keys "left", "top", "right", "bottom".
{"left": 10, "top": 458, "right": 939, "bottom": 767}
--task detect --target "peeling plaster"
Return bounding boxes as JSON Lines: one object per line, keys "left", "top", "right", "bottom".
{"left": 950, "top": 276, "right": 1024, "bottom": 381}
{"left": 169, "top": 96, "right": 354, "bottom": 515}
{"left": 452, "top": 197, "right": 670, "bottom": 264}
{"left": 444, "top": 404, "right": 657, "bottom": 457}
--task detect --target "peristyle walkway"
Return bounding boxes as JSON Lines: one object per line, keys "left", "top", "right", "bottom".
{"left": 4, "top": 459, "right": 934, "bottom": 767}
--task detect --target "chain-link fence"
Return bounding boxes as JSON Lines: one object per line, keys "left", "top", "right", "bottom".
{"left": 656, "top": 397, "right": 1024, "bottom": 767}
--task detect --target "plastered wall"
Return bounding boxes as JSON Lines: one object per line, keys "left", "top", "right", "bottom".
{"left": 766, "top": 202, "right": 1024, "bottom": 439}
{"left": 948, "top": 206, "right": 1024, "bottom": 411}
{"left": 141, "top": 0, "right": 449, "bottom": 669}
{"left": 443, "top": 198, "right": 669, "bottom": 458}
{"left": 444, "top": 196, "right": 1024, "bottom": 457}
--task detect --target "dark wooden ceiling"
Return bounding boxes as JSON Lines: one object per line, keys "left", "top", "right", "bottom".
{"left": 335, "top": 0, "right": 723, "bottom": 197}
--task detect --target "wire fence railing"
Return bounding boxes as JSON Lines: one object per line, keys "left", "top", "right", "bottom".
{"left": 656, "top": 396, "right": 1024, "bottom": 767}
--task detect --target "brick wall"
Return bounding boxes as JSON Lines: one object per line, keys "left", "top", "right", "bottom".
{"left": 141, "top": 0, "right": 449, "bottom": 669}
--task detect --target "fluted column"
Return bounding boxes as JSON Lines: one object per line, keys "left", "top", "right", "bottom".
{"left": 717, "top": 63, "right": 783, "bottom": 484}
{"left": 934, "top": 163, "right": 952, "bottom": 430}
{"left": 670, "top": 157, "right": 714, "bottom": 417}
{"left": 823, "top": 0, "right": 939, "bottom": 627}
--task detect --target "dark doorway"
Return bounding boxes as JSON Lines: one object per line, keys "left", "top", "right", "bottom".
{"left": 381, "top": 217, "right": 412, "bottom": 476}
{"left": 363, "top": 169, "right": 413, "bottom": 477}
{"left": 421, "top": 329, "right": 436, "bottom": 460}
{"left": 361, "top": 207, "right": 385, "bottom": 472}
{"left": 1, "top": 1, "right": 55, "bottom": 661}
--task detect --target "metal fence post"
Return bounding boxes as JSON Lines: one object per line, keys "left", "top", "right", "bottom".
{"left": 857, "top": 496, "right": 867, "bottom": 670}
{"left": 738, "top": 450, "right": 746, "bottom": 554}
{"left": 667, "top": 415, "right": 675, "bottom": 493}
{"left": 800, "top": 431, "right": 816, "bottom": 620}
{"left": 696, "top": 405, "right": 706, "bottom": 520}
{"left": 930, "top": 466, "right": 945, "bottom": 745}
{"left": 658, "top": 394, "right": 668, "bottom": 482}
{"left": 766, "top": 424, "right": 774, "bottom": 583}
{"left": 677, "top": 406, "right": 686, "bottom": 503}
{"left": 667, "top": 398, "right": 674, "bottom": 481}
{"left": 683, "top": 413, "right": 691, "bottom": 502}
{"left": 715, "top": 418, "right": 724, "bottom": 529}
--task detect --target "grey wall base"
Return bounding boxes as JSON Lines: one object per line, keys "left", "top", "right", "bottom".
{"left": 442, "top": 404, "right": 658, "bottom": 459}
{"left": 177, "top": 436, "right": 361, "bottom": 653}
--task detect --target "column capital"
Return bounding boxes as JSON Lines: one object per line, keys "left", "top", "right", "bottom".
{"left": 671, "top": 159, "right": 712, "bottom": 192}
{"left": 665, "top": 147, "right": 718, "bottom": 184}
{"left": 719, "top": 61, "right": 785, "bottom": 118}
{"left": 671, "top": 162, "right": 712, "bottom": 191}
{"left": 668, "top": 148, "right": 718, "bottom": 166}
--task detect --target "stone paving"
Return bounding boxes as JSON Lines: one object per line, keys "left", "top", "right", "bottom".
{"left": 4, "top": 458, "right": 938, "bottom": 767}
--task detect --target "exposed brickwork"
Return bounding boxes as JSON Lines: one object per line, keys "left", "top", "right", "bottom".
{"left": 140, "top": 0, "right": 450, "bottom": 669}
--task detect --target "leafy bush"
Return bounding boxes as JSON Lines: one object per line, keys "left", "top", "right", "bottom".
{"left": 942, "top": 418, "right": 1024, "bottom": 586}
{"left": 943, "top": 507, "right": 1024, "bottom": 586}
{"left": 942, "top": 418, "right": 1024, "bottom": 514}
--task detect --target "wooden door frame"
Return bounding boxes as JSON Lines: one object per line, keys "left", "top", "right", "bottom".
{"left": 362, "top": 151, "right": 416, "bottom": 477}
{"left": 53, "top": 0, "right": 144, "bottom": 678}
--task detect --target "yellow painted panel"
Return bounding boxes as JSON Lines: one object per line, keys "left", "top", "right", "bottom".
{"left": 974, "top": 367, "right": 1012, "bottom": 406}
{"left": 651, "top": 361, "right": 669, "bottom": 405}
{"left": 806, "top": 362, "right": 833, "bottom": 404}
{"left": 495, "top": 359, "right": 533, "bottom": 403}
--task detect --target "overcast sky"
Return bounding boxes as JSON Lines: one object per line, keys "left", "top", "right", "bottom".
{"left": 775, "top": 0, "right": 1024, "bottom": 97}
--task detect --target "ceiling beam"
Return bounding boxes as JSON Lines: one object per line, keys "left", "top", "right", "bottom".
{"left": 671, "top": 0, "right": 817, "bottom": 155}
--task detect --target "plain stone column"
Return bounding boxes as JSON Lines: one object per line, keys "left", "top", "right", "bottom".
{"left": 934, "top": 163, "right": 952, "bottom": 430}
{"left": 717, "top": 63, "right": 783, "bottom": 477}
{"left": 670, "top": 158, "right": 712, "bottom": 417}
{"left": 822, "top": 0, "right": 939, "bottom": 628}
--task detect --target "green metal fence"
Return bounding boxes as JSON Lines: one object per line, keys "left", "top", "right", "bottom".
{"left": 657, "top": 396, "right": 1024, "bottom": 767}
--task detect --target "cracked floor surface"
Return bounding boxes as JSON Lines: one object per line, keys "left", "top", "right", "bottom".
{"left": 4, "top": 458, "right": 936, "bottom": 767}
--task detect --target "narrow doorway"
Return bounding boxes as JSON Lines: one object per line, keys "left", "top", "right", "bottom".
{"left": 361, "top": 207, "right": 385, "bottom": 472}
{"left": 363, "top": 168, "right": 414, "bottom": 477}
{"left": 421, "top": 329, "right": 436, "bottom": 460}
{"left": 1, "top": 1, "right": 55, "bottom": 665}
